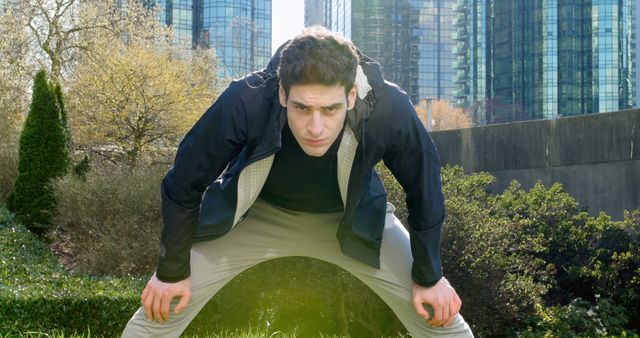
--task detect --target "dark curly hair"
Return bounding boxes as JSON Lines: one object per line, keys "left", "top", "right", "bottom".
{"left": 278, "top": 26, "right": 359, "bottom": 97}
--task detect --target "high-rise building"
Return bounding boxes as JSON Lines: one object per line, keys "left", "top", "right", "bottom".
{"left": 146, "top": 0, "right": 272, "bottom": 80}
{"left": 634, "top": 0, "right": 640, "bottom": 108}
{"left": 454, "top": 0, "right": 636, "bottom": 125}
{"left": 305, "top": 0, "right": 457, "bottom": 104}
{"left": 304, "top": 0, "right": 326, "bottom": 27}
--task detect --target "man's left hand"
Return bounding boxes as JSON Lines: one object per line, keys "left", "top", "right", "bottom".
{"left": 411, "top": 277, "right": 461, "bottom": 328}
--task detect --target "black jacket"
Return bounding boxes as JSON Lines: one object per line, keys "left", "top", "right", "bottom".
{"left": 156, "top": 45, "right": 446, "bottom": 287}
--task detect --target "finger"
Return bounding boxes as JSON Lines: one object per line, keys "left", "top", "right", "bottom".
{"left": 161, "top": 293, "right": 173, "bottom": 322}
{"left": 412, "top": 298, "right": 429, "bottom": 320}
{"left": 174, "top": 290, "right": 192, "bottom": 314}
{"left": 152, "top": 294, "right": 163, "bottom": 323}
{"left": 142, "top": 289, "right": 153, "bottom": 321}
{"left": 444, "top": 296, "right": 462, "bottom": 327}
{"left": 141, "top": 286, "right": 149, "bottom": 303}
{"left": 444, "top": 311, "right": 457, "bottom": 328}
{"left": 439, "top": 302, "right": 451, "bottom": 327}
{"left": 428, "top": 303, "right": 444, "bottom": 327}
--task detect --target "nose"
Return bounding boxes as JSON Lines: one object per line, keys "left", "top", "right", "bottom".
{"left": 307, "top": 112, "right": 324, "bottom": 137}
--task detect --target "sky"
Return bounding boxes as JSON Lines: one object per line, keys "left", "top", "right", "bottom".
{"left": 271, "top": 0, "right": 305, "bottom": 54}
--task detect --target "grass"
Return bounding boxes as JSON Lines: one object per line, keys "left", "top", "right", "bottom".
{"left": 0, "top": 329, "right": 359, "bottom": 338}
{"left": 0, "top": 204, "right": 409, "bottom": 338}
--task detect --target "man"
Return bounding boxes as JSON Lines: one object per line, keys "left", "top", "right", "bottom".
{"left": 123, "top": 27, "right": 474, "bottom": 337}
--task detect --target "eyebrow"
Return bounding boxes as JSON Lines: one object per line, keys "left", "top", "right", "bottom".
{"left": 290, "top": 100, "right": 344, "bottom": 110}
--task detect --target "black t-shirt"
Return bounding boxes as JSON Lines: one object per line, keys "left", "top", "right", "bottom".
{"left": 259, "top": 123, "right": 345, "bottom": 213}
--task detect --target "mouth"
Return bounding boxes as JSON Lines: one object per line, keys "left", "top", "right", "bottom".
{"left": 304, "top": 138, "right": 327, "bottom": 147}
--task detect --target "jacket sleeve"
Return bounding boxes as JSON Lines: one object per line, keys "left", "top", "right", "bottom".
{"left": 382, "top": 90, "right": 445, "bottom": 287}
{"left": 156, "top": 81, "right": 248, "bottom": 283}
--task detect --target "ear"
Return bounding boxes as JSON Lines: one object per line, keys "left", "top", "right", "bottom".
{"left": 347, "top": 85, "right": 357, "bottom": 110}
{"left": 279, "top": 84, "right": 287, "bottom": 107}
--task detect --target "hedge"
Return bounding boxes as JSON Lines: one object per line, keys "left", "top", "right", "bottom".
{"left": 0, "top": 206, "right": 145, "bottom": 336}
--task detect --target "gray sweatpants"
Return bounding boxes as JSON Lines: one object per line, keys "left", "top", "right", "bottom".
{"left": 122, "top": 198, "right": 474, "bottom": 337}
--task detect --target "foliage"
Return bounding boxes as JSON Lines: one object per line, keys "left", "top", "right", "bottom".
{"left": 378, "top": 164, "right": 639, "bottom": 337}
{"left": 492, "top": 182, "right": 640, "bottom": 331}
{"left": 51, "top": 162, "right": 166, "bottom": 276}
{"left": 0, "top": 6, "right": 29, "bottom": 204}
{"left": 0, "top": 142, "right": 18, "bottom": 204}
{"left": 414, "top": 99, "right": 472, "bottom": 131}
{"left": 2, "top": 204, "right": 404, "bottom": 338}
{"left": 3, "top": 0, "right": 172, "bottom": 83}
{"left": 72, "top": 154, "right": 90, "bottom": 181}
{"left": 439, "top": 167, "right": 553, "bottom": 336}
{"left": 1, "top": 329, "right": 361, "bottom": 338}
{"left": 0, "top": 207, "right": 145, "bottom": 336}
{"left": 6, "top": 70, "right": 70, "bottom": 234}
{"left": 186, "top": 257, "right": 407, "bottom": 338}
{"left": 519, "top": 297, "right": 638, "bottom": 338}
{"left": 66, "top": 38, "right": 217, "bottom": 166}
{"left": 0, "top": 4, "right": 32, "bottom": 120}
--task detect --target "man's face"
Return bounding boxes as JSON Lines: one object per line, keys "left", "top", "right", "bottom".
{"left": 279, "top": 83, "right": 357, "bottom": 157}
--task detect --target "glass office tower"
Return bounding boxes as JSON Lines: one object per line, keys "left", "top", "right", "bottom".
{"left": 146, "top": 0, "right": 272, "bottom": 80}
{"left": 636, "top": 0, "right": 640, "bottom": 107}
{"left": 454, "top": 0, "right": 636, "bottom": 124}
{"left": 305, "top": 0, "right": 457, "bottom": 104}
{"left": 304, "top": 0, "right": 325, "bottom": 27}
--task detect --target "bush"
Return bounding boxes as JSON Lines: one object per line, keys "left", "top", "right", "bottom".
{"left": 7, "top": 70, "right": 70, "bottom": 234}
{"left": 0, "top": 142, "right": 18, "bottom": 204}
{"left": 0, "top": 208, "right": 145, "bottom": 336}
{"left": 378, "top": 164, "right": 639, "bottom": 337}
{"left": 440, "top": 167, "right": 554, "bottom": 336}
{"left": 520, "top": 297, "right": 637, "bottom": 338}
{"left": 2, "top": 204, "right": 405, "bottom": 338}
{"left": 51, "top": 162, "right": 167, "bottom": 276}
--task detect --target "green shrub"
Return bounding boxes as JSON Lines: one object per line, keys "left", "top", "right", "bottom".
{"left": 520, "top": 297, "right": 638, "bottom": 338}
{"left": 72, "top": 154, "right": 91, "bottom": 181}
{"left": 0, "top": 211, "right": 145, "bottom": 336}
{"left": 0, "top": 142, "right": 18, "bottom": 204}
{"left": 2, "top": 204, "right": 405, "bottom": 337}
{"left": 378, "top": 164, "right": 639, "bottom": 337}
{"left": 440, "top": 167, "right": 554, "bottom": 336}
{"left": 492, "top": 181, "right": 640, "bottom": 332}
{"left": 7, "top": 70, "right": 70, "bottom": 234}
{"left": 51, "top": 162, "right": 166, "bottom": 276}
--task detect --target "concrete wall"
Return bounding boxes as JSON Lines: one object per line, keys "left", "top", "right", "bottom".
{"left": 431, "top": 109, "right": 640, "bottom": 220}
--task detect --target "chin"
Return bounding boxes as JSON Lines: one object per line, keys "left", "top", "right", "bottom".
{"left": 302, "top": 147, "right": 329, "bottom": 157}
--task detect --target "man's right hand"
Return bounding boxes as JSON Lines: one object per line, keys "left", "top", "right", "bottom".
{"left": 140, "top": 273, "right": 192, "bottom": 323}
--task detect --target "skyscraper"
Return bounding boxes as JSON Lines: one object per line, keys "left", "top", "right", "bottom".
{"left": 634, "top": 0, "right": 640, "bottom": 108}
{"left": 304, "top": 0, "right": 326, "bottom": 27}
{"left": 454, "top": 0, "right": 636, "bottom": 125}
{"left": 146, "top": 0, "right": 272, "bottom": 80}
{"left": 305, "top": 0, "right": 457, "bottom": 104}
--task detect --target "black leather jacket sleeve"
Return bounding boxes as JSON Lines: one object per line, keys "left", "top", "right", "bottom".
{"left": 155, "top": 81, "right": 248, "bottom": 282}
{"left": 382, "top": 91, "right": 446, "bottom": 287}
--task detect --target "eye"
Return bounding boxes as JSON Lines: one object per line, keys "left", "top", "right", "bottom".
{"left": 323, "top": 106, "right": 339, "bottom": 114}
{"left": 295, "top": 105, "right": 308, "bottom": 112}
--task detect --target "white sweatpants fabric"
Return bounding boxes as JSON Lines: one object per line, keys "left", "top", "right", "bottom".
{"left": 122, "top": 198, "right": 474, "bottom": 337}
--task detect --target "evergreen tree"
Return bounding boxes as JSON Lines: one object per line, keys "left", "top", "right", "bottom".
{"left": 53, "top": 81, "right": 71, "bottom": 170}
{"left": 7, "top": 69, "right": 70, "bottom": 234}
